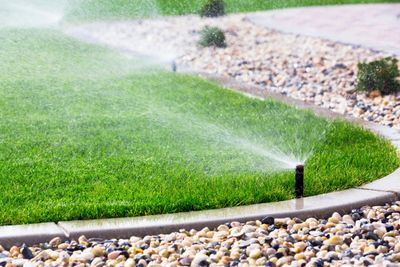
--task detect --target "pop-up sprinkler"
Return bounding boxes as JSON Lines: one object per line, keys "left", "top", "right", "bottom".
{"left": 295, "top": 164, "right": 304, "bottom": 198}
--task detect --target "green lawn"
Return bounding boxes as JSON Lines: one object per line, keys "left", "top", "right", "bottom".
{"left": 0, "top": 29, "right": 398, "bottom": 225}
{"left": 4, "top": 0, "right": 399, "bottom": 23}
{"left": 64, "top": 0, "right": 400, "bottom": 20}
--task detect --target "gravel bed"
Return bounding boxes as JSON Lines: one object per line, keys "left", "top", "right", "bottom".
{"left": 3, "top": 202, "right": 400, "bottom": 266}
{"left": 66, "top": 14, "right": 400, "bottom": 129}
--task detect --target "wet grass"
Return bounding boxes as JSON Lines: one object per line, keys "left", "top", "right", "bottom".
{"left": 65, "top": 0, "right": 400, "bottom": 21}
{"left": 0, "top": 29, "right": 398, "bottom": 225}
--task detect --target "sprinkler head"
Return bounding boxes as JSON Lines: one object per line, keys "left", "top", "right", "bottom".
{"left": 295, "top": 164, "right": 304, "bottom": 198}
{"left": 171, "top": 61, "right": 177, "bottom": 72}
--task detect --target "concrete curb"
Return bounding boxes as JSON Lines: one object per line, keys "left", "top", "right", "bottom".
{"left": 1, "top": 71, "right": 400, "bottom": 249}
{"left": 58, "top": 189, "right": 397, "bottom": 240}
{"left": 0, "top": 223, "right": 67, "bottom": 248}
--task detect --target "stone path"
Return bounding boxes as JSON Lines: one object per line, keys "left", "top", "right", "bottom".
{"left": 248, "top": 4, "right": 400, "bottom": 56}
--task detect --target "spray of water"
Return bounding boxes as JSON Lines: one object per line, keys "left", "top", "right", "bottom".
{"left": 0, "top": 0, "right": 327, "bottom": 174}
{"left": 133, "top": 99, "right": 316, "bottom": 174}
{"left": 0, "top": 0, "right": 65, "bottom": 28}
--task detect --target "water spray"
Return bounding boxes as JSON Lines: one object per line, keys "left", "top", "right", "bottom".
{"left": 295, "top": 164, "right": 304, "bottom": 198}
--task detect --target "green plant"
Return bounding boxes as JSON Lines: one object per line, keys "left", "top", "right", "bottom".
{"left": 357, "top": 57, "right": 400, "bottom": 95}
{"left": 199, "top": 26, "right": 226, "bottom": 48}
{"left": 199, "top": 0, "right": 225, "bottom": 17}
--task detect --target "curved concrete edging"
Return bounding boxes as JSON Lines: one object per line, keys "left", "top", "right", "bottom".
{"left": 1, "top": 73, "right": 399, "bottom": 248}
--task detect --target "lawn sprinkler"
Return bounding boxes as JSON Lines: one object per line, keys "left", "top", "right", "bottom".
{"left": 295, "top": 164, "right": 304, "bottom": 198}
{"left": 171, "top": 60, "right": 177, "bottom": 72}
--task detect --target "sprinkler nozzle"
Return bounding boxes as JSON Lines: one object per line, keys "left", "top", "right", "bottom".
{"left": 171, "top": 61, "right": 177, "bottom": 72}
{"left": 295, "top": 164, "right": 304, "bottom": 198}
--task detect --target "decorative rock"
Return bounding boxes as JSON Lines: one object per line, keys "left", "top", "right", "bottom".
{"left": 124, "top": 258, "right": 135, "bottom": 267}
{"left": 249, "top": 249, "right": 262, "bottom": 259}
{"left": 191, "top": 253, "right": 209, "bottom": 267}
{"left": 324, "top": 236, "right": 344, "bottom": 246}
{"left": 20, "top": 245, "right": 33, "bottom": 260}
{"left": 3, "top": 201, "right": 400, "bottom": 266}
{"left": 261, "top": 216, "right": 275, "bottom": 225}
{"left": 78, "top": 235, "right": 88, "bottom": 245}
{"left": 107, "top": 251, "right": 121, "bottom": 260}
{"left": 91, "top": 246, "right": 105, "bottom": 257}
{"left": 49, "top": 237, "right": 62, "bottom": 247}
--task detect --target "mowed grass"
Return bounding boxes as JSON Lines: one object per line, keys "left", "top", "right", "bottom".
{"left": 64, "top": 0, "right": 400, "bottom": 20}
{"left": 0, "top": 29, "right": 398, "bottom": 225}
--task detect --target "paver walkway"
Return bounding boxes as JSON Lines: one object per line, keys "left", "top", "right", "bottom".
{"left": 248, "top": 4, "right": 400, "bottom": 56}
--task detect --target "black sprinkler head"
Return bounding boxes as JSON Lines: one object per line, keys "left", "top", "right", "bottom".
{"left": 171, "top": 61, "right": 177, "bottom": 72}
{"left": 295, "top": 164, "right": 304, "bottom": 198}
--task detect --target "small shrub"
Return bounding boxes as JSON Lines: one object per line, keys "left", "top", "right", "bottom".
{"left": 200, "top": 0, "right": 225, "bottom": 18}
{"left": 199, "top": 26, "right": 226, "bottom": 48}
{"left": 356, "top": 57, "right": 400, "bottom": 95}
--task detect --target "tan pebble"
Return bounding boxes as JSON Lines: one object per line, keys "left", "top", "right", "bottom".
{"left": 116, "top": 254, "right": 127, "bottom": 262}
{"left": 265, "top": 248, "right": 276, "bottom": 256}
{"left": 292, "top": 224, "right": 303, "bottom": 231}
{"left": 90, "top": 257, "right": 103, "bottom": 267}
{"left": 342, "top": 215, "right": 354, "bottom": 225}
{"left": 147, "top": 263, "right": 161, "bottom": 267}
{"left": 210, "top": 254, "right": 220, "bottom": 262}
{"left": 391, "top": 253, "right": 400, "bottom": 261}
{"left": 57, "top": 243, "right": 69, "bottom": 250}
{"left": 108, "top": 251, "right": 121, "bottom": 260}
{"left": 294, "top": 252, "right": 305, "bottom": 260}
{"left": 249, "top": 249, "right": 262, "bottom": 259}
{"left": 375, "top": 228, "right": 386, "bottom": 238}
{"left": 293, "top": 246, "right": 302, "bottom": 254}
{"left": 394, "top": 243, "right": 400, "bottom": 253}
{"left": 393, "top": 205, "right": 400, "bottom": 212}
{"left": 159, "top": 249, "right": 169, "bottom": 258}
{"left": 230, "top": 251, "right": 240, "bottom": 260}
{"left": 325, "top": 222, "right": 336, "bottom": 228}
{"left": 219, "top": 256, "right": 230, "bottom": 265}
{"left": 269, "top": 257, "right": 278, "bottom": 264}
{"left": 48, "top": 251, "right": 59, "bottom": 260}
{"left": 367, "top": 210, "right": 376, "bottom": 219}
{"left": 123, "top": 258, "right": 135, "bottom": 267}
{"left": 130, "top": 236, "right": 141, "bottom": 243}
{"left": 9, "top": 246, "right": 20, "bottom": 257}
{"left": 33, "top": 251, "right": 50, "bottom": 261}
{"left": 49, "top": 237, "right": 62, "bottom": 247}
{"left": 214, "top": 231, "right": 228, "bottom": 240}
{"left": 277, "top": 248, "right": 286, "bottom": 255}
{"left": 332, "top": 212, "right": 342, "bottom": 221}
{"left": 206, "top": 231, "right": 214, "bottom": 238}
{"left": 91, "top": 246, "right": 105, "bottom": 257}
{"left": 166, "top": 262, "right": 179, "bottom": 267}
{"left": 276, "top": 256, "right": 291, "bottom": 266}
{"left": 255, "top": 257, "right": 266, "bottom": 265}
{"left": 78, "top": 235, "right": 88, "bottom": 245}
{"left": 378, "top": 245, "right": 388, "bottom": 254}
{"left": 217, "top": 225, "right": 229, "bottom": 232}
{"left": 230, "top": 222, "right": 241, "bottom": 228}
{"left": 324, "top": 236, "right": 343, "bottom": 246}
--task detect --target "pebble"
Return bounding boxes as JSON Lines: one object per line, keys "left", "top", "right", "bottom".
{"left": 2, "top": 204, "right": 400, "bottom": 265}
{"left": 49, "top": 237, "right": 62, "bottom": 247}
